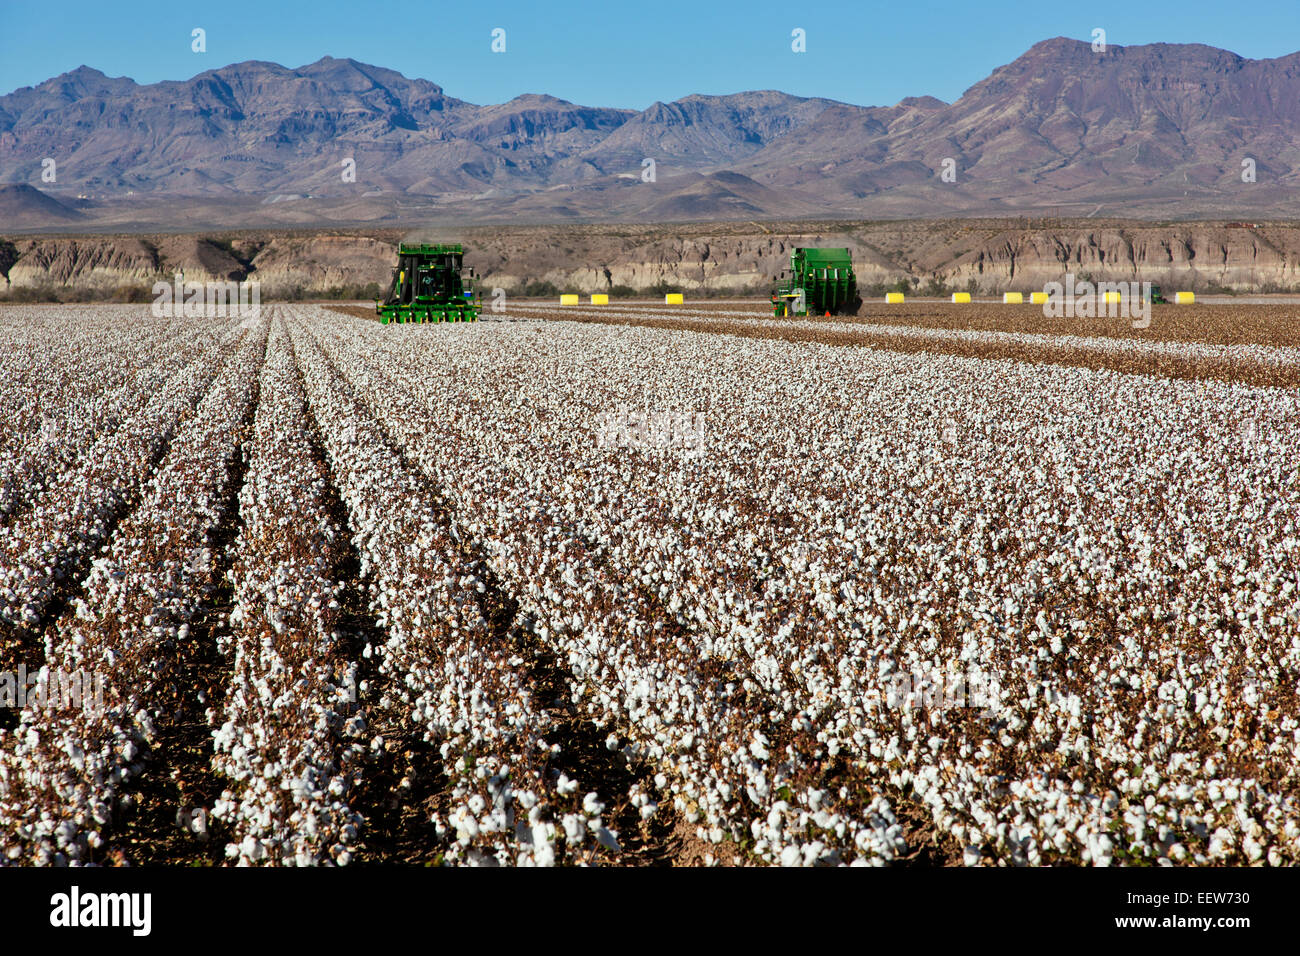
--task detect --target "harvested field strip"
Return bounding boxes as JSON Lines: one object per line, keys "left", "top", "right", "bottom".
{"left": 512, "top": 307, "right": 1300, "bottom": 387}
{"left": 524, "top": 300, "right": 1300, "bottom": 350}
{"left": 320, "top": 304, "right": 378, "bottom": 322}
{"left": 843, "top": 303, "right": 1300, "bottom": 350}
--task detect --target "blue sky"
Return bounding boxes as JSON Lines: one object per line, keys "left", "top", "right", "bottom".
{"left": 1, "top": 0, "right": 1297, "bottom": 108}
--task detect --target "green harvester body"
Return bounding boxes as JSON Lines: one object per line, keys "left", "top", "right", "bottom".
{"left": 772, "top": 247, "right": 859, "bottom": 316}
{"left": 376, "top": 243, "right": 480, "bottom": 323}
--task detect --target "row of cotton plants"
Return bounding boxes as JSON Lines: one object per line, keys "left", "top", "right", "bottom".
{"left": 516, "top": 302, "right": 1300, "bottom": 373}
{"left": 303, "top": 307, "right": 1299, "bottom": 866}
{"left": 0, "top": 320, "right": 267, "bottom": 864}
{"left": 0, "top": 312, "right": 212, "bottom": 526}
{"left": 301, "top": 307, "right": 907, "bottom": 866}
{"left": 209, "top": 316, "right": 366, "bottom": 865}
{"left": 289, "top": 317, "right": 619, "bottom": 865}
{"left": 0, "top": 317, "right": 244, "bottom": 639}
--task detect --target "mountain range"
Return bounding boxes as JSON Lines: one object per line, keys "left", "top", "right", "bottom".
{"left": 3, "top": 37, "right": 1300, "bottom": 229}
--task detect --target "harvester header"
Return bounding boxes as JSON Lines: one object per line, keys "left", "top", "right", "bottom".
{"left": 772, "top": 247, "right": 859, "bottom": 317}
{"left": 377, "top": 242, "right": 480, "bottom": 323}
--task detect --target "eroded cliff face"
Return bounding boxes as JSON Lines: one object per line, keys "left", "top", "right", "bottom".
{"left": 939, "top": 226, "right": 1300, "bottom": 292}
{"left": 5, "top": 222, "right": 1300, "bottom": 295}
{"left": 4, "top": 236, "right": 245, "bottom": 290}
{"left": 465, "top": 234, "right": 909, "bottom": 292}
{"left": 245, "top": 236, "right": 398, "bottom": 295}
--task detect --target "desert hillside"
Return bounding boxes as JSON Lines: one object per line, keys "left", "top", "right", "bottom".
{"left": 4, "top": 39, "right": 1300, "bottom": 226}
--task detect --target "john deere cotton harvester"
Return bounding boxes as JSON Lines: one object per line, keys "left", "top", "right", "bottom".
{"left": 376, "top": 243, "right": 480, "bottom": 323}
{"left": 772, "top": 247, "right": 859, "bottom": 316}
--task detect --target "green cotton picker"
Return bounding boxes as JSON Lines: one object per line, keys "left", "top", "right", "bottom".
{"left": 771, "top": 247, "right": 860, "bottom": 317}
{"left": 376, "top": 243, "right": 481, "bottom": 323}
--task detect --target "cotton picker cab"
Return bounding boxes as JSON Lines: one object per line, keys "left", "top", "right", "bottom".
{"left": 772, "top": 247, "right": 860, "bottom": 317}
{"left": 376, "top": 243, "right": 480, "bottom": 323}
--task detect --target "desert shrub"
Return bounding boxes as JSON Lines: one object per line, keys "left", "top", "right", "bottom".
{"left": 315, "top": 282, "right": 382, "bottom": 301}
{"left": 111, "top": 284, "right": 153, "bottom": 303}
{"left": 511, "top": 280, "right": 561, "bottom": 298}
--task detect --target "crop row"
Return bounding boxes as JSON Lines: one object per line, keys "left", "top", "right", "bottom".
{"left": 0, "top": 314, "right": 213, "bottom": 526}
{"left": 303, "top": 308, "right": 907, "bottom": 865}
{"left": 0, "top": 319, "right": 267, "bottom": 864}
{"left": 0, "top": 318, "right": 247, "bottom": 643}
{"left": 209, "top": 315, "right": 365, "bottom": 865}
{"left": 289, "top": 316, "right": 620, "bottom": 865}
{"left": 302, "top": 307, "right": 1300, "bottom": 865}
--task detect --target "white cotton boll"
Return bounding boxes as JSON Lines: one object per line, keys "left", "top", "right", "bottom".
{"left": 562, "top": 814, "right": 585, "bottom": 844}
{"left": 533, "top": 840, "right": 556, "bottom": 867}
{"left": 241, "top": 835, "right": 262, "bottom": 861}
{"left": 455, "top": 812, "right": 480, "bottom": 842}
{"left": 592, "top": 825, "right": 621, "bottom": 851}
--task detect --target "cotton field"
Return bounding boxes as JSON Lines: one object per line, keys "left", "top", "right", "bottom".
{"left": 0, "top": 302, "right": 1297, "bottom": 867}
